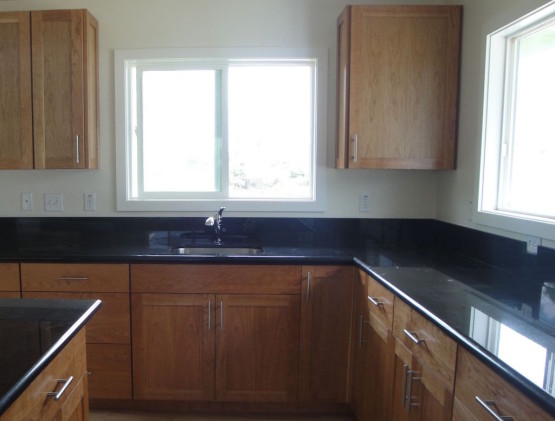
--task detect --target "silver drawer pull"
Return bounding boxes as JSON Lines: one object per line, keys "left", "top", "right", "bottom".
{"left": 368, "top": 296, "right": 384, "bottom": 307}
{"left": 401, "top": 364, "right": 408, "bottom": 406}
{"left": 406, "top": 370, "right": 421, "bottom": 414}
{"left": 47, "top": 376, "right": 74, "bottom": 401}
{"left": 359, "top": 315, "right": 368, "bottom": 347}
{"left": 208, "top": 300, "right": 211, "bottom": 330}
{"left": 58, "top": 277, "right": 89, "bottom": 281}
{"left": 352, "top": 134, "right": 358, "bottom": 163}
{"left": 475, "top": 396, "right": 514, "bottom": 421}
{"left": 403, "top": 329, "right": 425, "bottom": 345}
{"left": 306, "top": 271, "right": 310, "bottom": 302}
{"left": 76, "top": 135, "right": 80, "bottom": 164}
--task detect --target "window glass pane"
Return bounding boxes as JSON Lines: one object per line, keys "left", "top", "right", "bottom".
{"left": 499, "top": 22, "right": 555, "bottom": 218}
{"left": 141, "top": 69, "right": 219, "bottom": 193}
{"left": 228, "top": 64, "right": 314, "bottom": 199}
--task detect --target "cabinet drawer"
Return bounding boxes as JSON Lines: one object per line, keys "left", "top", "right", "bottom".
{"left": 22, "top": 291, "right": 130, "bottom": 344}
{"left": 87, "top": 343, "right": 132, "bottom": 399}
{"left": 393, "top": 298, "right": 457, "bottom": 389}
{"left": 365, "top": 272, "right": 394, "bottom": 330}
{"left": 21, "top": 263, "right": 129, "bottom": 292}
{"left": 453, "top": 347, "right": 553, "bottom": 421}
{"left": 0, "top": 263, "right": 20, "bottom": 292}
{"left": 131, "top": 264, "right": 301, "bottom": 294}
{"left": 1, "top": 329, "right": 87, "bottom": 420}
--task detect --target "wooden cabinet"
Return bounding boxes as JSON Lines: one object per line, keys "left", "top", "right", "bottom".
{"left": 31, "top": 9, "right": 99, "bottom": 169}
{"left": 21, "top": 263, "right": 132, "bottom": 400}
{"left": 453, "top": 346, "right": 553, "bottom": 421}
{"left": 0, "top": 9, "right": 98, "bottom": 170}
{"left": 349, "top": 270, "right": 371, "bottom": 419}
{"left": 131, "top": 264, "right": 301, "bottom": 403}
{"left": 0, "top": 263, "right": 20, "bottom": 298}
{"left": 1, "top": 329, "right": 89, "bottom": 421}
{"left": 132, "top": 293, "right": 215, "bottom": 401}
{"left": 391, "top": 298, "right": 457, "bottom": 420}
{"left": 364, "top": 272, "right": 395, "bottom": 420}
{"left": 0, "top": 12, "right": 33, "bottom": 169}
{"left": 216, "top": 294, "right": 300, "bottom": 402}
{"left": 298, "top": 266, "right": 353, "bottom": 403}
{"left": 336, "top": 5, "right": 461, "bottom": 169}
{"left": 391, "top": 338, "right": 454, "bottom": 421}
{"left": 350, "top": 270, "right": 395, "bottom": 421}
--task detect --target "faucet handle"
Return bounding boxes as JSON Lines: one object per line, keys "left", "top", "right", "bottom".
{"left": 205, "top": 216, "right": 215, "bottom": 226}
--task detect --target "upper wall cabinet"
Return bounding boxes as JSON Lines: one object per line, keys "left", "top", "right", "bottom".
{"left": 0, "top": 12, "right": 33, "bottom": 169}
{"left": 0, "top": 9, "right": 99, "bottom": 170}
{"left": 336, "top": 5, "right": 462, "bottom": 170}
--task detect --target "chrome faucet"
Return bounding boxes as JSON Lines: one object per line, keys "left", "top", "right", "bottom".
{"left": 205, "top": 207, "right": 225, "bottom": 245}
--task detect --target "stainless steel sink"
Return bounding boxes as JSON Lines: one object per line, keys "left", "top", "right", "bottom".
{"left": 172, "top": 247, "right": 262, "bottom": 256}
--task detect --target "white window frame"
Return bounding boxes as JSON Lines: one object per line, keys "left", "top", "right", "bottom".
{"left": 115, "top": 47, "right": 327, "bottom": 212}
{"left": 477, "top": 1, "right": 555, "bottom": 241}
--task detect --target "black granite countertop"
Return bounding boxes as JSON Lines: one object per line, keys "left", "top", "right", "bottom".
{"left": 0, "top": 217, "right": 554, "bottom": 415}
{"left": 0, "top": 298, "right": 102, "bottom": 416}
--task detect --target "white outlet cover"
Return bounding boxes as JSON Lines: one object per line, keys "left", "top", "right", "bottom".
{"left": 85, "top": 193, "right": 97, "bottom": 211}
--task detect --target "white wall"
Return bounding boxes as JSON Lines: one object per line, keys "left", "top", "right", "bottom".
{"left": 438, "top": 0, "right": 553, "bottom": 244}
{"left": 0, "top": 0, "right": 441, "bottom": 218}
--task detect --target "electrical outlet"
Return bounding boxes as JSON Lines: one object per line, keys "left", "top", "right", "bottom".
{"left": 526, "top": 236, "right": 541, "bottom": 255}
{"left": 45, "top": 193, "right": 63, "bottom": 212}
{"left": 84, "top": 193, "right": 97, "bottom": 211}
{"left": 359, "top": 193, "right": 370, "bottom": 212}
{"left": 21, "top": 193, "right": 33, "bottom": 211}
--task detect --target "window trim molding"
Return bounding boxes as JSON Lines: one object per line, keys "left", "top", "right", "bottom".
{"left": 115, "top": 47, "right": 328, "bottom": 212}
{"left": 476, "top": 1, "right": 555, "bottom": 241}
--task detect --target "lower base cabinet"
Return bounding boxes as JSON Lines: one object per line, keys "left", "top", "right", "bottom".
{"left": 299, "top": 266, "right": 354, "bottom": 403}
{"left": 131, "top": 264, "right": 301, "bottom": 403}
{"left": 1, "top": 329, "right": 89, "bottom": 421}
{"left": 453, "top": 347, "right": 553, "bottom": 421}
{"left": 350, "top": 270, "right": 395, "bottom": 420}
{"left": 391, "top": 339, "right": 454, "bottom": 421}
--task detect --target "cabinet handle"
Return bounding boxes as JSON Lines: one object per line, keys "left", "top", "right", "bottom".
{"left": 76, "top": 135, "right": 80, "bottom": 164}
{"left": 406, "top": 370, "right": 421, "bottom": 414}
{"left": 208, "top": 300, "right": 211, "bottom": 330}
{"left": 368, "top": 296, "right": 384, "bottom": 307}
{"left": 358, "top": 315, "right": 368, "bottom": 347}
{"left": 306, "top": 271, "right": 310, "bottom": 302}
{"left": 220, "top": 300, "right": 223, "bottom": 330}
{"left": 401, "top": 364, "right": 408, "bottom": 406}
{"left": 352, "top": 134, "right": 358, "bottom": 163}
{"left": 475, "top": 396, "right": 514, "bottom": 421}
{"left": 58, "top": 277, "right": 89, "bottom": 281}
{"left": 403, "top": 329, "right": 425, "bottom": 345}
{"left": 47, "top": 376, "right": 74, "bottom": 401}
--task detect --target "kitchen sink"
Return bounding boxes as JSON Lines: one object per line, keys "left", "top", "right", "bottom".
{"left": 171, "top": 246, "right": 263, "bottom": 256}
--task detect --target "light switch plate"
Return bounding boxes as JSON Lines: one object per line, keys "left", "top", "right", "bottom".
{"left": 45, "top": 193, "right": 63, "bottom": 212}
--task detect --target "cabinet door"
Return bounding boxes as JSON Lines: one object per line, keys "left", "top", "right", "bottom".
{"left": 215, "top": 294, "right": 300, "bottom": 402}
{"left": 349, "top": 270, "right": 369, "bottom": 418}
{"left": 0, "top": 263, "right": 20, "bottom": 297}
{"left": 342, "top": 5, "right": 461, "bottom": 169}
{"left": 298, "top": 265, "right": 353, "bottom": 402}
{"left": 364, "top": 312, "right": 395, "bottom": 420}
{"left": 350, "top": 270, "right": 395, "bottom": 420}
{"left": 31, "top": 9, "right": 98, "bottom": 169}
{"left": 132, "top": 293, "right": 215, "bottom": 401}
{"left": 392, "top": 339, "right": 453, "bottom": 421}
{"left": 0, "top": 12, "right": 33, "bottom": 169}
